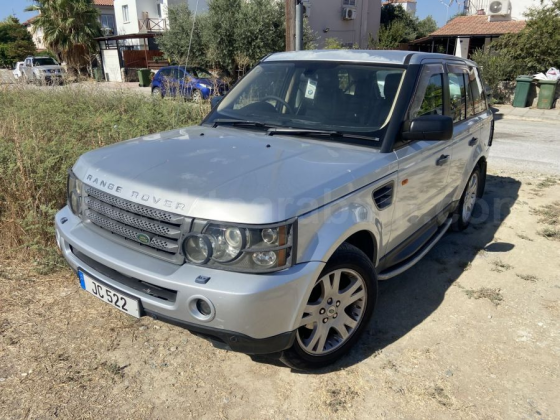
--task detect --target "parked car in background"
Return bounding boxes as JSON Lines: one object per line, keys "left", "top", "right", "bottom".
{"left": 151, "top": 66, "right": 228, "bottom": 101}
{"left": 56, "top": 50, "right": 493, "bottom": 369}
{"left": 22, "top": 56, "right": 65, "bottom": 84}
{"left": 13, "top": 62, "right": 24, "bottom": 79}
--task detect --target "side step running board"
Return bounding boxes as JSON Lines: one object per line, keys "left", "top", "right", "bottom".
{"left": 377, "top": 218, "right": 452, "bottom": 281}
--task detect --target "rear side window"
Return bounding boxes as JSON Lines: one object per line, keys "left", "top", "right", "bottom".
{"left": 468, "top": 67, "right": 487, "bottom": 114}
{"left": 448, "top": 70, "right": 467, "bottom": 122}
{"left": 409, "top": 64, "right": 445, "bottom": 119}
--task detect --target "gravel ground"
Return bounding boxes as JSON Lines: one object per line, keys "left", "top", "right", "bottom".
{"left": 1, "top": 116, "right": 559, "bottom": 419}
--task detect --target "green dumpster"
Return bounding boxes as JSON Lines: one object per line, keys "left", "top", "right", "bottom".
{"left": 93, "top": 67, "right": 103, "bottom": 82}
{"left": 137, "top": 69, "right": 151, "bottom": 87}
{"left": 536, "top": 79, "right": 558, "bottom": 109}
{"left": 512, "top": 76, "right": 533, "bottom": 108}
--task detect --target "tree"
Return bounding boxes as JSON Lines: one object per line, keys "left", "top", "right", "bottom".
{"left": 417, "top": 16, "right": 438, "bottom": 39}
{"left": 205, "top": 0, "right": 242, "bottom": 73}
{"left": 378, "top": 4, "right": 439, "bottom": 44}
{"left": 25, "top": 0, "right": 102, "bottom": 72}
{"left": 235, "top": 0, "right": 284, "bottom": 62}
{"left": 491, "top": 0, "right": 560, "bottom": 73}
{"left": 374, "top": 20, "right": 408, "bottom": 49}
{"left": 156, "top": 4, "right": 207, "bottom": 66}
{"left": 0, "top": 16, "right": 36, "bottom": 68}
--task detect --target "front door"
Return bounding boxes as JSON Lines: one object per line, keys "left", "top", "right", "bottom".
{"left": 384, "top": 64, "right": 453, "bottom": 264}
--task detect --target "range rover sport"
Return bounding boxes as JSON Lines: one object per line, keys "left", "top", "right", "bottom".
{"left": 55, "top": 50, "right": 493, "bottom": 369}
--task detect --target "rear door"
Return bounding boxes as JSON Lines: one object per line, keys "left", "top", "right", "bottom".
{"left": 445, "top": 63, "right": 483, "bottom": 199}
{"left": 385, "top": 64, "right": 453, "bottom": 262}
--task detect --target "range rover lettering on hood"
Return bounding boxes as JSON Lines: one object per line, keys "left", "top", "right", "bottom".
{"left": 85, "top": 174, "right": 186, "bottom": 211}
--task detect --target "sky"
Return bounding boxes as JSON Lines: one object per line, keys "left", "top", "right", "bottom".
{"left": 1, "top": 0, "right": 465, "bottom": 28}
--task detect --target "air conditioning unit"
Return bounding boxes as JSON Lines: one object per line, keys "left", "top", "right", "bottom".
{"left": 487, "top": 0, "right": 511, "bottom": 16}
{"left": 342, "top": 7, "right": 356, "bottom": 20}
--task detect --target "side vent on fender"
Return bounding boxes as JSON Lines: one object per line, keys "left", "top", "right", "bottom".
{"left": 373, "top": 182, "right": 394, "bottom": 210}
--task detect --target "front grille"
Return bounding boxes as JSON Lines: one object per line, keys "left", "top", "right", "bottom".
{"left": 83, "top": 186, "right": 189, "bottom": 262}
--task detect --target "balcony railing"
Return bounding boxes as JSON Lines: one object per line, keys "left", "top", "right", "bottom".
{"left": 138, "top": 18, "right": 167, "bottom": 32}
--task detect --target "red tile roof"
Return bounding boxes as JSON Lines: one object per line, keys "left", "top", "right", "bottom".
{"left": 93, "top": 0, "right": 114, "bottom": 6}
{"left": 430, "top": 15, "right": 526, "bottom": 36}
{"left": 22, "top": 15, "right": 39, "bottom": 26}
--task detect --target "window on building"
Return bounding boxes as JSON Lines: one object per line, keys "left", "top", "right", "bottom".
{"left": 343, "top": 0, "right": 357, "bottom": 5}
{"left": 157, "top": 3, "right": 162, "bottom": 18}
{"left": 122, "top": 5, "right": 130, "bottom": 23}
{"left": 100, "top": 14, "right": 116, "bottom": 32}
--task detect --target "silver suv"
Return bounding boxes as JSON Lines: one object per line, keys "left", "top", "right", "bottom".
{"left": 55, "top": 50, "right": 493, "bottom": 369}
{"left": 22, "top": 56, "right": 65, "bottom": 84}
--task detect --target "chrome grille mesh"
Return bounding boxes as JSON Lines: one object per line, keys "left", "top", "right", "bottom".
{"left": 83, "top": 186, "right": 188, "bottom": 259}
{"left": 85, "top": 186, "right": 183, "bottom": 224}
{"left": 85, "top": 197, "right": 181, "bottom": 239}
{"left": 85, "top": 210, "right": 179, "bottom": 253}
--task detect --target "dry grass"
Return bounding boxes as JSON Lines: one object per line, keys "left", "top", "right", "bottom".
{"left": 464, "top": 287, "right": 504, "bottom": 306}
{"left": 516, "top": 273, "right": 539, "bottom": 282}
{"left": 490, "top": 259, "right": 513, "bottom": 273}
{"left": 0, "top": 84, "right": 209, "bottom": 266}
{"left": 532, "top": 202, "right": 560, "bottom": 225}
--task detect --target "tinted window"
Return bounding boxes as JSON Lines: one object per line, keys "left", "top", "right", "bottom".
{"left": 468, "top": 67, "right": 487, "bottom": 114}
{"left": 448, "top": 72, "right": 467, "bottom": 122}
{"left": 409, "top": 64, "right": 444, "bottom": 119}
{"left": 209, "top": 61, "right": 404, "bottom": 139}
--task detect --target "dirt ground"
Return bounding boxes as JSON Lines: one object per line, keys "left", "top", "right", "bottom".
{"left": 1, "top": 168, "right": 560, "bottom": 419}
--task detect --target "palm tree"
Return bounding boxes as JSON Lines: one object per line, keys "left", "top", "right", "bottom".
{"left": 25, "top": 0, "right": 102, "bottom": 73}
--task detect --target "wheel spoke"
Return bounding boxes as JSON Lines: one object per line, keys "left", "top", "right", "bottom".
{"left": 341, "top": 313, "right": 358, "bottom": 329}
{"left": 346, "top": 289, "right": 366, "bottom": 306}
{"left": 333, "top": 323, "right": 349, "bottom": 340}
{"left": 329, "top": 270, "right": 342, "bottom": 295}
{"left": 297, "top": 268, "right": 367, "bottom": 356}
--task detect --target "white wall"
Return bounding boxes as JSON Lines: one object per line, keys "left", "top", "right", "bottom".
{"left": 308, "top": 0, "right": 381, "bottom": 49}
{"left": 467, "top": 0, "right": 550, "bottom": 20}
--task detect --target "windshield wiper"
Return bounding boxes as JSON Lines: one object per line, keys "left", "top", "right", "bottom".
{"left": 266, "top": 127, "right": 379, "bottom": 142}
{"left": 212, "top": 119, "right": 276, "bottom": 129}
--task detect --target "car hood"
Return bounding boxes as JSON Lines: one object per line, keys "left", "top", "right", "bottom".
{"left": 73, "top": 126, "right": 395, "bottom": 224}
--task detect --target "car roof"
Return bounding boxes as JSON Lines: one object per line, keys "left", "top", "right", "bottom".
{"left": 263, "top": 50, "right": 477, "bottom": 67}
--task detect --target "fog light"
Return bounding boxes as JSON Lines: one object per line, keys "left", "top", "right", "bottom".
{"left": 187, "top": 295, "right": 215, "bottom": 322}
{"left": 196, "top": 299, "right": 212, "bottom": 316}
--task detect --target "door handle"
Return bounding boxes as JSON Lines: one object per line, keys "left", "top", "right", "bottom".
{"left": 468, "top": 137, "right": 478, "bottom": 147}
{"left": 436, "top": 154, "right": 450, "bottom": 166}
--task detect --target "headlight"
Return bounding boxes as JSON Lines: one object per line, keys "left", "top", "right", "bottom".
{"left": 67, "top": 171, "right": 83, "bottom": 216}
{"left": 182, "top": 221, "right": 295, "bottom": 273}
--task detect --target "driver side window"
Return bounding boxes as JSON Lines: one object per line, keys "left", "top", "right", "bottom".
{"left": 232, "top": 65, "right": 292, "bottom": 111}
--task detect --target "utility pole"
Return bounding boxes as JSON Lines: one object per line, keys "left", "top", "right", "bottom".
{"left": 295, "top": 0, "right": 303, "bottom": 51}
{"left": 285, "top": 0, "right": 295, "bottom": 51}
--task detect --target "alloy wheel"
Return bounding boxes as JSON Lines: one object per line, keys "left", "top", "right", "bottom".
{"left": 296, "top": 269, "right": 367, "bottom": 356}
{"left": 462, "top": 172, "right": 478, "bottom": 222}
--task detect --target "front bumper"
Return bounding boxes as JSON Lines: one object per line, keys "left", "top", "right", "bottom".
{"left": 55, "top": 206, "right": 324, "bottom": 354}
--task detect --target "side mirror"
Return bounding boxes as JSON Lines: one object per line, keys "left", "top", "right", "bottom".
{"left": 211, "top": 96, "right": 223, "bottom": 108}
{"left": 402, "top": 115, "right": 453, "bottom": 141}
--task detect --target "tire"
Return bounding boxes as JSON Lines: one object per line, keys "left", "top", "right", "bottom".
{"left": 452, "top": 166, "right": 481, "bottom": 231}
{"left": 281, "top": 243, "right": 378, "bottom": 370}
{"left": 152, "top": 86, "right": 164, "bottom": 98}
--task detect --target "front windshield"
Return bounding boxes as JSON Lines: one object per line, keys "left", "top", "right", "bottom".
{"left": 33, "top": 57, "right": 58, "bottom": 66}
{"left": 206, "top": 61, "right": 405, "bottom": 137}
{"left": 188, "top": 67, "right": 213, "bottom": 79}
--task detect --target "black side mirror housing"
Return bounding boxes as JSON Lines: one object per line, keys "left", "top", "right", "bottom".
{"left": 211, "top": 96, "right": 223, "bottom": 108}
{"left": 402, "top": 115, "right": 454, "bottom": 141}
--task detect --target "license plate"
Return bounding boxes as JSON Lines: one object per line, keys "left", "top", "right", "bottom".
{"left": 78, "top": 270, "right": 141, "bottom": 318}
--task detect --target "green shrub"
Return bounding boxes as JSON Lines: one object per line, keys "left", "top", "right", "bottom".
{"left": 0, "top": 86, "right": 209, "bottom": 261}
